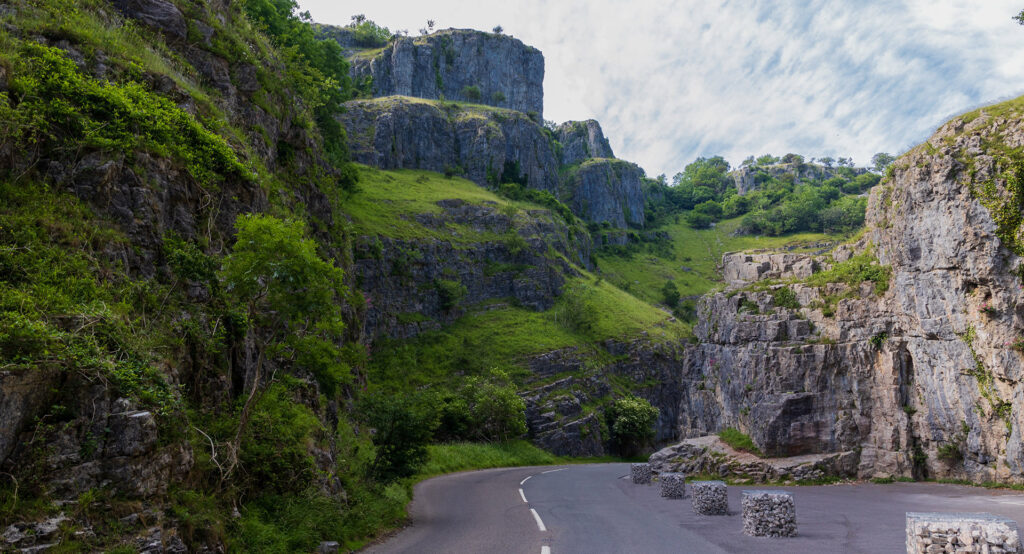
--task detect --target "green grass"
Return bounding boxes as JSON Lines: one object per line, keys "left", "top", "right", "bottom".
{"left": 418, "top": 441, "right": 559, "bottom": 476}
{"left": 369, "top": 275, "right": 688, "bottom": 390}
{"left": 718, "top": 427, "right": 763, "bottom": 457}
{"left": 595, "top": 216, "right": 842, "bottom": 304}
{"left": 345, "top": 165, "right": 550, "bottom": 244}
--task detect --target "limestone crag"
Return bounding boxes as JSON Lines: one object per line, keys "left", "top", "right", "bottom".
{"left": 731, "top": 162, "right": 867, "bottom": 195}
{"left": 668, "top": 110, "right": 1024, "bottom": 483}
{"left": 349, "top": 29, "right": 544, "bottom": 118}
{"left": 565, "top": 159, "right": 646, "bottom": 228}
{"left": 522, "top": 339, "right": 686, "bottom": 456}
{"left": 339, "top": 96, "right": 559, "bottom": 193}
{"left": 353, "top": 199, "right": 589, "bottom": 340}
{"left": 555, "top": 120, "right": 614, "bottom": 166}
{"left": 721, "top": 252, "right": 822, "bottom": 287}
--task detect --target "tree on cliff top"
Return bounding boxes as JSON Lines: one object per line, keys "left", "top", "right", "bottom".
{"left": 1014, "top": 9, "right": 1024, "bottom": 24}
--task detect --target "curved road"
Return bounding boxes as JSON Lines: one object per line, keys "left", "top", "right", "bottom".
{"left": 365, "top": 463, "right": 1024, "bottom": 553}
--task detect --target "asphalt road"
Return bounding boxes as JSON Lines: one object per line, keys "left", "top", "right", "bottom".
{"left": 365, "top": 463, "right": 1024, "bottom": 554}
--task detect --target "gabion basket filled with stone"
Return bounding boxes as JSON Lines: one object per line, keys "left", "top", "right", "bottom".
{"left": 659, "top": 472, "right": 686, "bottom": 498}
{"left": 691, "top": 480, "right": 728, "bottom": 515}
{"left": 906, "top": 512, "right": 1021, "bottom": 554}
{"left": 741, "top": 490, "right": 797, "bottom": 537}
{"left": 630, "top": 463, "right": 652, "bottom": 485}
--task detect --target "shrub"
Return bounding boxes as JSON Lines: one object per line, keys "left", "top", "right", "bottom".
{"left": 460, "top": 85, "right": 482, "bottom": 102}
{"left": 718, "top": 427, "right": 762, "bottom": 456}
{"left": 605, "top": 396, "right": 659, "bottom": 457}
{"left": 660, "top": 280, "right": 680, "bottom": 307}
{"left": 359, "top": 393, "right": 438, "bottom": 481}
{"left": 347, "top": 17, "right": 391, "bottom": 47}
{"left": 435, "top": 278, "right": 467, "bottom": 310}
{"left": 769, "top": 287, "right": 800, "bottom": 309}
{"left": 553, "top": 282, "right": 598, "bottom": 333}
{"left": 869, "top": 332, "right": 888, "bottom": 350}
{"left": 491, "top": 90, "right": 506, "bottom": 103}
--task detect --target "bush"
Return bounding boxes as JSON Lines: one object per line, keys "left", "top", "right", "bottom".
{"left": 460, "top": 85, "right": 482, "bottom": 101}
{"left": 553, "top": 282, "right": 598, "bottom": 333}
{"left": 434, "top": 279, "right": 467, "bottom": 310}
{"left": 359, "top": 393, "right": 438, "bottom": 481}
{"left": 769, "top": 287, "right": 800, "bottom": 310}
{"left": 661, "top": 280, "right": 680, "bottom": 307}
{"left": 718, "top": 427, "right": 762, "bottom": 456}
{"left": 685, "top": 211, "right": 714, "bottom": 229}
{"left": 606, "top": 396, "right": 659, "bottom": 456}
{"left": 491, "top": 91, "right": 507, "bottom": 103}
{"left": 348, "top": 18, "right": 391, "bottom": 47}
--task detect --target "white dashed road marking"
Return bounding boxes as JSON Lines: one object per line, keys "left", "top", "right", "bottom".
{"left": 541, "top": 547, "right": 551, "bottom": 554}
{"left": 541, "top": 468, "right": 566, "bottom": 474}
{"left": 530, "top": 508, "right": 547, "bottom": 532}
{"left": 520, "top": 475, "right": 532, "bottom": 485}
{"left": 519, "top": 488, "right": 528, "bottom": 503}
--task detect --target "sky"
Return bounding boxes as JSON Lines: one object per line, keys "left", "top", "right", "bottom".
{"left": 297, "top": 0, "right": 1024, "bottom": 178}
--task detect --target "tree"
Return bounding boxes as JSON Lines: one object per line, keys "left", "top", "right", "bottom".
{"left": 492, "top": 25, "right": 503, "bottom": 34}
{"left": 427, "top": 19, "right": 435, "bottom": 30}
{"left": 819, "top": 156, "right": 834, "bottom": 169}
{"left": 661, "top": 280, "right": 680, "bottom": 307}
{"left": 360, "top": 394, "right": 438, "bottom": 481}
{"left": 871, "top": 152, "right": 895, "bottom": 173}
{"left": 219, "top": 214, "right": 349, "bottom": 477}
{"left": 606, "top": 396, "right": 659, "bottom": 456}
{"left": 1014, "top": 9, "right": 1024, "bottom": 24}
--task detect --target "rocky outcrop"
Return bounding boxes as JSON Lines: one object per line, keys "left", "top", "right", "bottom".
{"left": 348, "top": 29, "right": 545, "bottom": 118}
{"left": 673, "top": 109, "right": 1024, "bottom": 483}
{"left": 564, "top": 159, "right": 645, "bottom": 228}
{"left": 721, "top": 252, "right": 821, "bottom": 286}
{"left": 339, "top": 96, "right": 559, "bottom": 193}
{"left": 555, "top": 120, "right": 614, "bottom": 166}
{"left": 110, "top": 0, "right": 187, "bottom": 40}
{"left": 730, "top": 162, "right": 868, "bottom": 195}
{"left": 522, "top": 339, "right": 686, "bottom": 456}
{"left": 649, "top": 435, "right": 859, "bottom": 483}
{"left": 354, "top": 199, "right": 589, "bottom": 340}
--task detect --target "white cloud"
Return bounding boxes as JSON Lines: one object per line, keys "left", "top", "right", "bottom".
{"left": 298, "top": 0, "right": 1024, "bottom": 176}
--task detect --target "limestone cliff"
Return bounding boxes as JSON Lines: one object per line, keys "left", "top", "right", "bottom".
{"left": 674, "top": 108, "right": 1024, "bottom": 483}
{"left": 348, "top": 29, "right": 545, "bottom": 119}
{"left": 564, "top": 159, "right": 646, "bottom": 229}
{"left": 555, "top": 120, "right": 614, "bottom": 166}
{"left": 338, "top": 96, "right": 560, "bottom": 193}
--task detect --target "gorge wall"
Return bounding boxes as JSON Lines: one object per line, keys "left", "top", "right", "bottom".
{"left": 348, "top": 29, "right": 545, "bottom": 119}
{"left": 674, "top": 111, "right": 1024, "bottom": 483}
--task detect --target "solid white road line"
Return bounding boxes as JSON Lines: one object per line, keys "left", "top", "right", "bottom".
{"left": 541, "top": 468, "right": 566, "bottom": 474}
{"left": 530, "top": 508, "right": 547, "bottom": 531}
{"left": 519, "top": 488, "right": 528, "bottom": 503}
{"left": 541, "top": 547, "right": 551, "bottom": 554}
{"left": 520, "top": 475, "right": 532, "bottom": 485}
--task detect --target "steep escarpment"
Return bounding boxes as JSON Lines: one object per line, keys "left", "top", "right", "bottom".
{"left": 338, "top": 96, "right": 560, "bottom": 192}
{"left": 563, "top": 158, "right": 646, "bottom": 229}
{"left": 348, "top": 29, "right": 545, "bottom": 118}
{"left": 556, "top": 119, "right": 614, "bottom": 166}
{"left": 672, "top": 104, "right": 1024, "bottom": 484}
{"left": 731, "top": 161, "right": 869, "bottom": 195}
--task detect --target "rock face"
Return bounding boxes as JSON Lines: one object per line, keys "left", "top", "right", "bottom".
{"left": 349, "top": 29, "right": 545, "bottom": 119}
{"left": 730, "top": 162, "right": 867, "bottom": 195}
{"left": 565, "top": 159, "right": 645, "bottom": 228}
{"left": 668, "top": 109, "right": 1024, "bottom": 483}
{"left": 721, "top": 252, "right": 821, "bottom": 286}
{"left": 522, "top": 339, "right": 686, "bottom": 457}
{"left": 555, "top": 120, "right": 614, "bottom": 166}
{"left": 353, "top": 199, "right": 588, "bottom": 340}
{"left": 339, "top": 96, "right": 559, "bottom": 193}
{"left": 110, "top": 0, "right": 187, "bottom": 40}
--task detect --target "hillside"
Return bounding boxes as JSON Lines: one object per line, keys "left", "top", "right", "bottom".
{"left": 4, "top": 2, "right": 1024, "bottom": 552}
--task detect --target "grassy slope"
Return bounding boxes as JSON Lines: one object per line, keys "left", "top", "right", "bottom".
{"left": 595, "top": 216, "right": 847, "bottom": 304}
{"left": 351, "top": 163, "right": 688, "bottom": 389}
